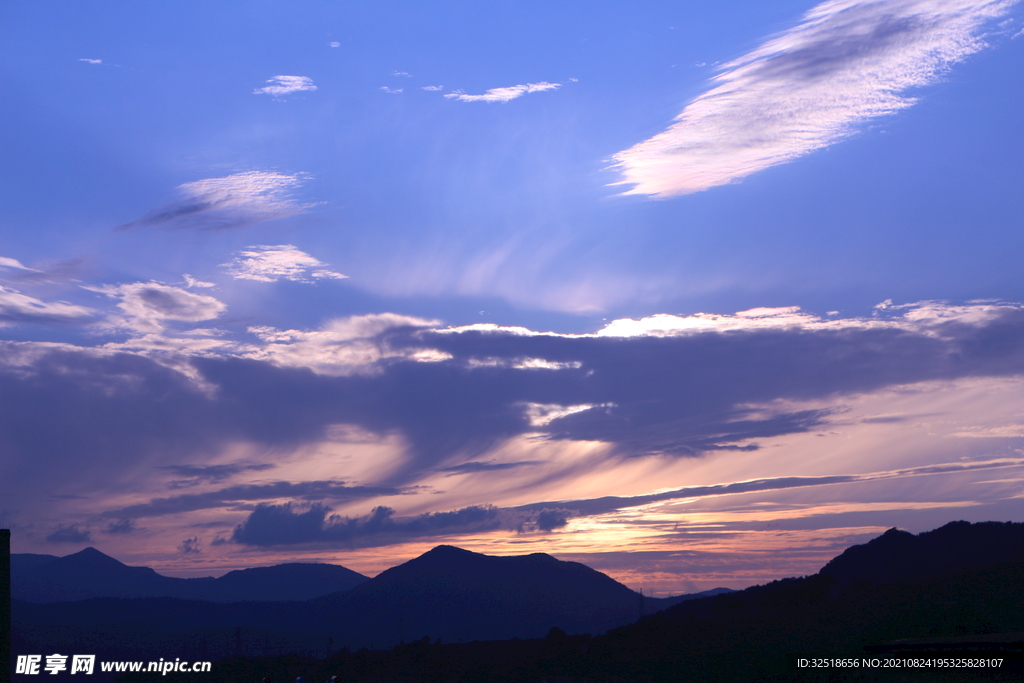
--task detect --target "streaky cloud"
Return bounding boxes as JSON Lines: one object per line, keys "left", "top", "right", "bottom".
{"left": 445, "top": 81, "right": 560, "bottom": 103}
{"left": 613, "top": 0, "right": 1017, "bottom": 197}
{"left": 103, "top": 480, "right": 407, "bottom": 519}
{"left": 228, "top": 457, "right": 1024, "bottom": 548}
{"left": 509, "top": 457, "right": 1024, "bottom": 518}
{"left": 440, "top": 460, "right": 546, "bottom": 476}
{"left": 116, "top": 171, "right": 309, "bottom": 231}
{"left": 0, "top": 285, "right": 95, "bottom": 324}
{"left": 222, "top": 245, "right": 348, "bottom": 283}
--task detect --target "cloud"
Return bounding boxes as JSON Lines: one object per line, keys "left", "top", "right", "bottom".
{"left": 117, "top": 171, "right": 309, "bottom": 231}
{"left": 46, "top": 525, "right": 91, "bottom": 543}
{"left": 379, "top": 86, "right": 403, "bottom": 94}
{"left": 440, "top": 460, "right": 545, "bottom": 476}
{"left": 508, "top": 457, "right": 1024, "bottom": 520}
{"left": 534, "top": 509, "right": 571, "bottom": 532}
{"left": 421, "top": 85, "right": 444, "bottom": 91}
{"left": 79, "top": 58, "right": 102, "bottom": 65}
{"left": 227, "top": 457, "right": 1024, "bottom": 547}
{"left": 391, "top": 71, "right": 412, "bottom": 77}
{"left": 230, "top": 502, "right": 500, "bottom": 547}
{"left": 182, "top": 274, "right": 215, "bottom": 289}
{"left": 2, "top": 301, "right": 1023, "bottom": 539}
{"left": 253, "top": 75, "right": 317, "bottom": 97}
{"left": 1, "top": 257, "right": 90, "bottom": 285}
{"left": 0, "top": 256, "right": 35, "bottom": 271}
{"left": 244, "top": 313, "right": 441, "bottom": 375}
{"left": 329, "top": 42, "right": 340, "bottom": 48}
{"left": 160, "top": 463, "right": 276, "bottom": 488}
{"left": 179, "top": 536, "right": 201, "bottom": 554}
{"left": 613, "top": 0, "right": 1017, "bottom": 197}
{"left": 0, "top": 286, "right": 95, "bottom": 324}
{"left": 103, "top": 519, "right": 138, "bottom": 535}
{"left": 88, "top": 282, "right": 226, "bottom": 333}
{"left": 225, "top": 453, "right": 1020, "bottom": 545}
{"left": 444, "top": 81, "right": 560, "bottom": 103}
{"left": 103, "top": 480, "right": 407, "bottom": 519}
{"left": 222, "top": 245, "right": 348, "bottom": 283}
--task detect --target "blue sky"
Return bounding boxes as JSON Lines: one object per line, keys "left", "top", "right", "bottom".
{"left": 1, "top": 0, "right": 1023, "bottom": 592}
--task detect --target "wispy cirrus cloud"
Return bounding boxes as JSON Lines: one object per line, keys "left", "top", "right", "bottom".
{"left": 0, "top": 257, "right": 37, "bottom": 273}
{"left": 160, "top": 463, "right": 276, "bottom": 489}
{"left": 0, "top": 286, "right": 95, "bottom": 324}
{"left": 444, "top": 81, "right": 560, "bottom": 103}
{"left": 116, "top": 171, "right": 309, "bottom": 231}
{"left": 613, "top": 0, "right": 1018, "bottom": 197}
{"left": 222, "top": 245, "right": 348, "bottom": 283}
{"left": 253, "top": 75, "right": 317, "bottom": 97}
{"left": 104, "top": 481, "right": 408, "bottom": 519}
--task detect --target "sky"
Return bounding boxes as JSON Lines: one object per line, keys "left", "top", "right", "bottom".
{"left": 1, "top": 0, "right": 1023, "bottom": 595}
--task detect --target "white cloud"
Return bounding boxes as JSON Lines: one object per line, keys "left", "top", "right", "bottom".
{"left": 379, "top": 86, "right": 403, "bottom": 94}
{"left": 612, "top": 0, "right": 1017, "bottom": 197}
{"left": 79, "top": 58, "right": 102, "bottom": 65}
{"left": 0, "top": 286, "right": 95, "bottom": 324}
{"left": 221, "top": 245, "right": 348, "bottom": 283}
{"left": 254, "top": 75, "right": 318, "bottom": 97}
{"left": 329, "top": 42, "right": 341, "bottom": 48}
{"left": 182, "top": 274, "right": 215, "bottom": 288}
{"left": 391, "top": 71, "right": 412, "bottom": 77}
{"left": 118, "top": 171, "right": 309, "bottom": 231}
{"left": 244, "top": 313, "right": 442, "bottom": 375}
{"left": 438, "top": 300, "right": 1022, "bottom": 340}
{"left": 88, "top": 282, "right": 227, "bottom": 333}
{"left": 421, "top": 85, "right": 444, "bottom": 91}
{"left": 444, "top": 81, "right": 560, "bottom": 102}
{"left": 0, "top": 256, "right": 36, "bottom": 271}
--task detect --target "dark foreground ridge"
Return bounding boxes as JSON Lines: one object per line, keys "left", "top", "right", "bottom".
{"left": 105, "top": 520, "right": 1024, "bottom": 683}
{"left": 12, "top": 544, "right": 726, "bottom": 680}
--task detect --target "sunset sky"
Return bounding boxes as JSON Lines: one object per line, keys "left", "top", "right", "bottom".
{"left": 2, "top": 0, "right": 1023, "bottom": 595}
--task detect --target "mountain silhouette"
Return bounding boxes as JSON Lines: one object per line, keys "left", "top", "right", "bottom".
{"left": 818, "top": 520, "right": 1024, "bottom": 587}
{"left": 311, "top": 544, "right": 708, "bottom": 643}
{"left": 12, "top": 546, "right": 369, "bottom": 602}
{"left": 12, "top": 544, "right": 729, "bottom": 665}
{"left": 104, "top": 520, "right": 1024, "bottom": 683}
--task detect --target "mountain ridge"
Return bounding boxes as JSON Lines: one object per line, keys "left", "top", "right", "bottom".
{"left": 12, "top": 546, "right": 370, "bottom": 603}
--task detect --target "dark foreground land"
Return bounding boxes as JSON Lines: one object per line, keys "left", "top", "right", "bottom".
{"left": 115, "top": 522, "right": 1024, "bottom": 683}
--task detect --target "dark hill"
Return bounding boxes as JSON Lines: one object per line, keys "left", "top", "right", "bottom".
{"left": 111, "top": 521, "right": 1024, "bottom": 683}
{"left": 315, "top": 544, "right": 683, "bottom": 643}
{"left": 116, "top": 518, "right": 1024, "bottom": 683}
{"left": 819, "top": 520, "right": 1024, "bottom": 587}
{"left": 12, "top": 544, "right": 721, "bottom": 662}
{"left": 12, "top": 546, "right": 368, "bottom": 603}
